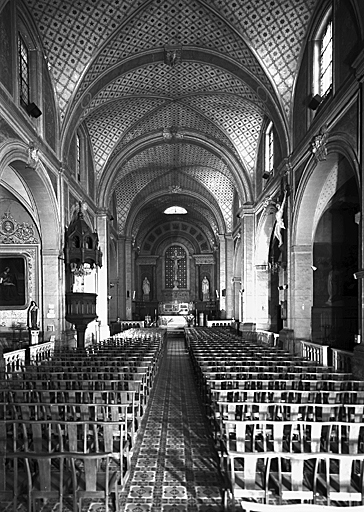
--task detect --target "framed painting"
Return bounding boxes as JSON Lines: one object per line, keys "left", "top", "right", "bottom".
{"left": 0, "top": 256, "right": 27, "bottom": 307}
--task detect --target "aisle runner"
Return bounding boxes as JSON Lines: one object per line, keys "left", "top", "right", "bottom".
{"left": 120, "top": 337, "right": 224, "bottom": 511}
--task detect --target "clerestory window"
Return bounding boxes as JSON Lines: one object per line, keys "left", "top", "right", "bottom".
{"left": 313, "top": 10, "right": 333, "bottom": 99}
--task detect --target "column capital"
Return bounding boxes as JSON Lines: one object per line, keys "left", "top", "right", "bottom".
{"left": 96, "top": 207, "right": 111, "bottom": 218}
{"left": 237, "top": 202, "right": 255, "bottom": 218}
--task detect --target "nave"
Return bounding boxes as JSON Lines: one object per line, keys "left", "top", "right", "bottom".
{"left": 120, "top": 333, "right": 224, "bottom": 510}
{"left": 4, "top": 326, "right": 364, "bottom": 512}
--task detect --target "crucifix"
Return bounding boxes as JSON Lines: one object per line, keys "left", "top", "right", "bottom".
{"left": 168, "top": 249, "right": 184, "bottom": 289}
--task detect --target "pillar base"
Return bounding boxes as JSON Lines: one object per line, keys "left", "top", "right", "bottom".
{"left": 29, "top": 329, "right": 40, "bottom": 346}
{"left": 352, "top": 343, "right": 364, "bottom": 380}
{"left": 99, "top": 323, "right": 110, "bottom": 342}
{"left": 278, "top": 328, "right": 299, "bottom": 354}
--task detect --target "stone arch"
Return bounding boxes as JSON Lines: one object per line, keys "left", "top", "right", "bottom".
{"left": 0, "top": 140, "right": 62, "bottom": 338}
{"left": 291, "top": 146, "right": 359, "bottom": 341}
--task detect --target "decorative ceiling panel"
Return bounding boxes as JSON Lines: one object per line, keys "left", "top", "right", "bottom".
{"left": 111, "top": 143, "right": 234, "bottom": 194}
{"left": 77, "top": 0, "right": 273, "bottom": 104}
{"left": 208, "top": 0, "right": 317, "bottom": 116}
{"left": 85, "top": 97, "right": 166, "bottom": 175}
{"left": 119, "top": 102, "right": 235, "bottom": 152}
{"left": 25, "top": 0, "right": 143, "bottom": 117}
{"left": 85, "top": 61, "right": 265, "bottom": 175}
{"left": 187, "top": 168, "right": 234, "bottom": 230}
{"left": 85, "top": 62, "right": 265, "bottom": 113}
{"left": 180, "top": 95, "right": 264, "bottom": 173}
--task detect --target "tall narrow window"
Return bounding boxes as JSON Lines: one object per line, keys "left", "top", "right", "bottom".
{"left": 76, "top": 133, "right": 81, "bottom": 182}
{"left": 265, "top": 121, "right": 274, "bottom": 175}
{"left": 18, "top": 33, "right": 29, "bottom": 107}
{"left": 313, "top": 11, "right": 333, "bottom": 99}
{"left": 319, "top": 19, "right": 332, "bottom": 96}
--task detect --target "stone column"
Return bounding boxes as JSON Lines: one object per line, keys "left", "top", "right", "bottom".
{"left": 352, "top": 50, "right": 364, "bottom": 378}
{"left": 239, "top": 203, "right": 255, "bottom": 328}
{"left": 125, "top": 237, "right": 133, "bottom": 320}
{"left": 291, "top": 244, "right": 312, "bottom": 344}
{"left": 218, "top": 235, "right": 226, "bottom": 318}
{"left": 117, "top": 236, "right": 126, "bottom": 318}
{"left": 231, "top": 277, "right": 241, "bottom": 321}
{"left": 225, "top": 234, "right": 234, "bottom": 319}
{"left": 43, "top": 247, "right": 62, "bottom": 340}
{"left": 96, "top": 210, "right": 110, "bottom": 340}
{"left": 255, "top": 265, "right": 270, "bottom": 329}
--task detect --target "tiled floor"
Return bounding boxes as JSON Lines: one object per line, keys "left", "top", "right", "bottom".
{"left": 120, "top": 334, "right": 225, "bottom": 511}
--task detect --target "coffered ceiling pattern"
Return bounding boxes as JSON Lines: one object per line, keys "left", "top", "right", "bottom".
{"left": 24, "top": 0, "right": 318, "bottom": 243}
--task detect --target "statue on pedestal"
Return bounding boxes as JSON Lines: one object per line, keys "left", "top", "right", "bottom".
{"left": 142, "top": 277, "right": 150, "bottom": 300}
{"left": 202, "top": 276, "right": 210, "bottom": 301}
{"left": 27, "top": 300, "right": 39, "bottom": 330}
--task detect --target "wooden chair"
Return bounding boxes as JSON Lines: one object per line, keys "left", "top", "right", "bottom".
{"left": 70, "top": 452, "right": 120, "bottom": 512}
{"left": 7, "top": 452, "right": 75, "bottom": 512}
{"left": 315, "top": 453, "right": 364, "bottom": 505}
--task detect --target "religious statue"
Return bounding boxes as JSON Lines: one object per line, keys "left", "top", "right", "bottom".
{"left": 202, "top": 276, "right": 210, "bottom": 301}
{"left": 142, "top": 277, "right": 150, "bottom": 295}
{"left": 274, "top": 188, "right": 288, "bottom": 248}
{"left": 27, "top": 300, "right": 39, "bottom": 330}
{"left": 168, "top": 248, "right": 184, "bottom": 289}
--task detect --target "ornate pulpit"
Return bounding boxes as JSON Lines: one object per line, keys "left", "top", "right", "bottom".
{"left": 64, "top": 205, "right": 102, "bottom": 347}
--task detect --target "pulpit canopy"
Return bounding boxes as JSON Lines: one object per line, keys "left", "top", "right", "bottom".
{"left": 64, "top": 205, "right": 102, "bottom": 275}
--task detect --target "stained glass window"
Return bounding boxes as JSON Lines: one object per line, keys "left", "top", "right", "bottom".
{"left": 165, "top": 246, "right": 187, "bottom": 289}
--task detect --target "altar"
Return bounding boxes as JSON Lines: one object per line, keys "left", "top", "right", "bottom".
{"left": 158, "top": 315, "right": 187, "bottom": 329}
{"left": 158, "top": 301, "right": 194, "bottom": 330}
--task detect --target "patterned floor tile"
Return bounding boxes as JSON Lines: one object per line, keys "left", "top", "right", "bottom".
{"left": 120, "top": 336, "right": 225, "bottom": 511}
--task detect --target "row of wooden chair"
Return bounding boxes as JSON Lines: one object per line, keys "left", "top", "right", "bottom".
{"left": 186, "top": 327, "right": 364, "bottom": 510}
{"left": 1, "top": 328, "right": 166, "bottom": 511}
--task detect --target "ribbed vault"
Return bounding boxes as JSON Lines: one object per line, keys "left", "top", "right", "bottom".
{"left": 25, "top": 0, "right": 318, "bottom": 245}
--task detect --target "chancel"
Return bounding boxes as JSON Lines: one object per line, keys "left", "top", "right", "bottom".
{"left": 1, "top": 0, "right": 364, "bottom": 510}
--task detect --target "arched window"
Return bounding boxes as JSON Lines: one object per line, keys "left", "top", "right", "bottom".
{"left": 313, "top": 9, "right": 333, "bottom": 99}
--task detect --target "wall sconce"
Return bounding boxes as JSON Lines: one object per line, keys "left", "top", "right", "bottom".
{"left": 308, "top": 94, "right": 322, "bottom": 111}
{"left": 353, "top": 271, "right": 364, "bottom": 280}
{"left": 311, "top": 265, "right": 317, "bottom": 271}
{"left": 26, "top": 102, "right": 42, "bottom": 118}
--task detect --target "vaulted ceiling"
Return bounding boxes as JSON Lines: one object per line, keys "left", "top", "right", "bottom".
{"left": 25, "top": 0, "right": 318, "bottom": 247}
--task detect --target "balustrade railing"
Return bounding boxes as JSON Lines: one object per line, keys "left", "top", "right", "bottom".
{"left": 3, "top": 349, "right": 26, "bottom": 373}
{"left": 331, "top": 347, "right": 353, "bottom": 373}
{"left": 29, "top": 341, "right": 55, "bottom": 364}
{"left": 206, "top": 320, "right": 232, "bottom": 328}
{"left": 300, "top": 340, "right": 328, "bottom": 366}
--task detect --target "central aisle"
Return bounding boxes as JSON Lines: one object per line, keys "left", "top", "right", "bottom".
{"left": 120, "top": 335, "right": 225, "bottom": 511}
